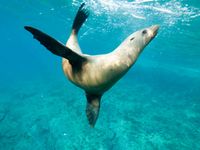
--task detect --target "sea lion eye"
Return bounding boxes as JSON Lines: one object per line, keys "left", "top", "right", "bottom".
{"left": 130, "top": 37, "right": 135, "bottom": 41}
{"left": 142, "top": 30, "right": 147, "bottom": 34}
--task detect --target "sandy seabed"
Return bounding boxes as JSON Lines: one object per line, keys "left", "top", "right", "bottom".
{"left": 0, "top": 67, "right": 200, "bottom": 150}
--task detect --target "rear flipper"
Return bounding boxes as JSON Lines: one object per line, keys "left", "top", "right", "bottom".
{"left": 85, "top": 93, "right": 102, "bottom": 127}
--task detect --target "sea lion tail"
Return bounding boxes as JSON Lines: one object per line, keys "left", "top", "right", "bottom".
{"left": 72, "top": 3, "right": 89, "bottom": 34}
{"left": 85, "top": 93, "right": 102, "bottom": 127}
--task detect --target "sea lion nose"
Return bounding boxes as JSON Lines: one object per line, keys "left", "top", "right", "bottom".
{"left": 149, "top": 25, "right": 160, "bottom": 37}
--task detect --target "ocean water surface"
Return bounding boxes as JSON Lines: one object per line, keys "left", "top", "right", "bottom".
{"left": 0, "top": 0, "right": 200, "bottom": 149}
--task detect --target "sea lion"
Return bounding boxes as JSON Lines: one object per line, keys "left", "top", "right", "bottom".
{"left": 24, "top": 3, "right": 159, "bottom": 127}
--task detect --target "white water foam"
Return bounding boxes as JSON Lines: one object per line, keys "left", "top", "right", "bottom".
{"left": 72, "top": 0, "right": 200, "bottom": 29}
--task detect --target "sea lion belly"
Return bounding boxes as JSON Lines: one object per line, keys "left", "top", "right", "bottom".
{"left": 62, "top": 55, "right": 128, "bottom": 94}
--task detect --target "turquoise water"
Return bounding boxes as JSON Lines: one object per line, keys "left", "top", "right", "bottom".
{"left": 0, "top": 0, "right": 200, "bottom": 149}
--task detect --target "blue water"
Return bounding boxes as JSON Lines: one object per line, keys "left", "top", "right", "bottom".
{"left": 0, "top": 0, "right": 200, "bottom": 149}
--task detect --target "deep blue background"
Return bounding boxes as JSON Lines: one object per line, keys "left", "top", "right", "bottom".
{"left": 0, "top": 0, "right": 200, "bottom": 149}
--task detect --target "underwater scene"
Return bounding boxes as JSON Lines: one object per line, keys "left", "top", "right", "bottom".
{"left": 0, "top": 0, "right": 200, "bottom": 149}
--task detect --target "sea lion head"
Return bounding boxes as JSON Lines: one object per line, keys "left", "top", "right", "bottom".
{"left": 121, "top": 25, "right": 159, "bottom": 54}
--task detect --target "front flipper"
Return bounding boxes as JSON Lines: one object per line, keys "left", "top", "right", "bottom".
{"left": 24, "top": 26, "right": 87, "bottom": 67}
{"left": 85, "top": 93, "right": 102, "bottom": 127}
{"left": 72, "top": 3, "right": 89, "bottom": 34}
